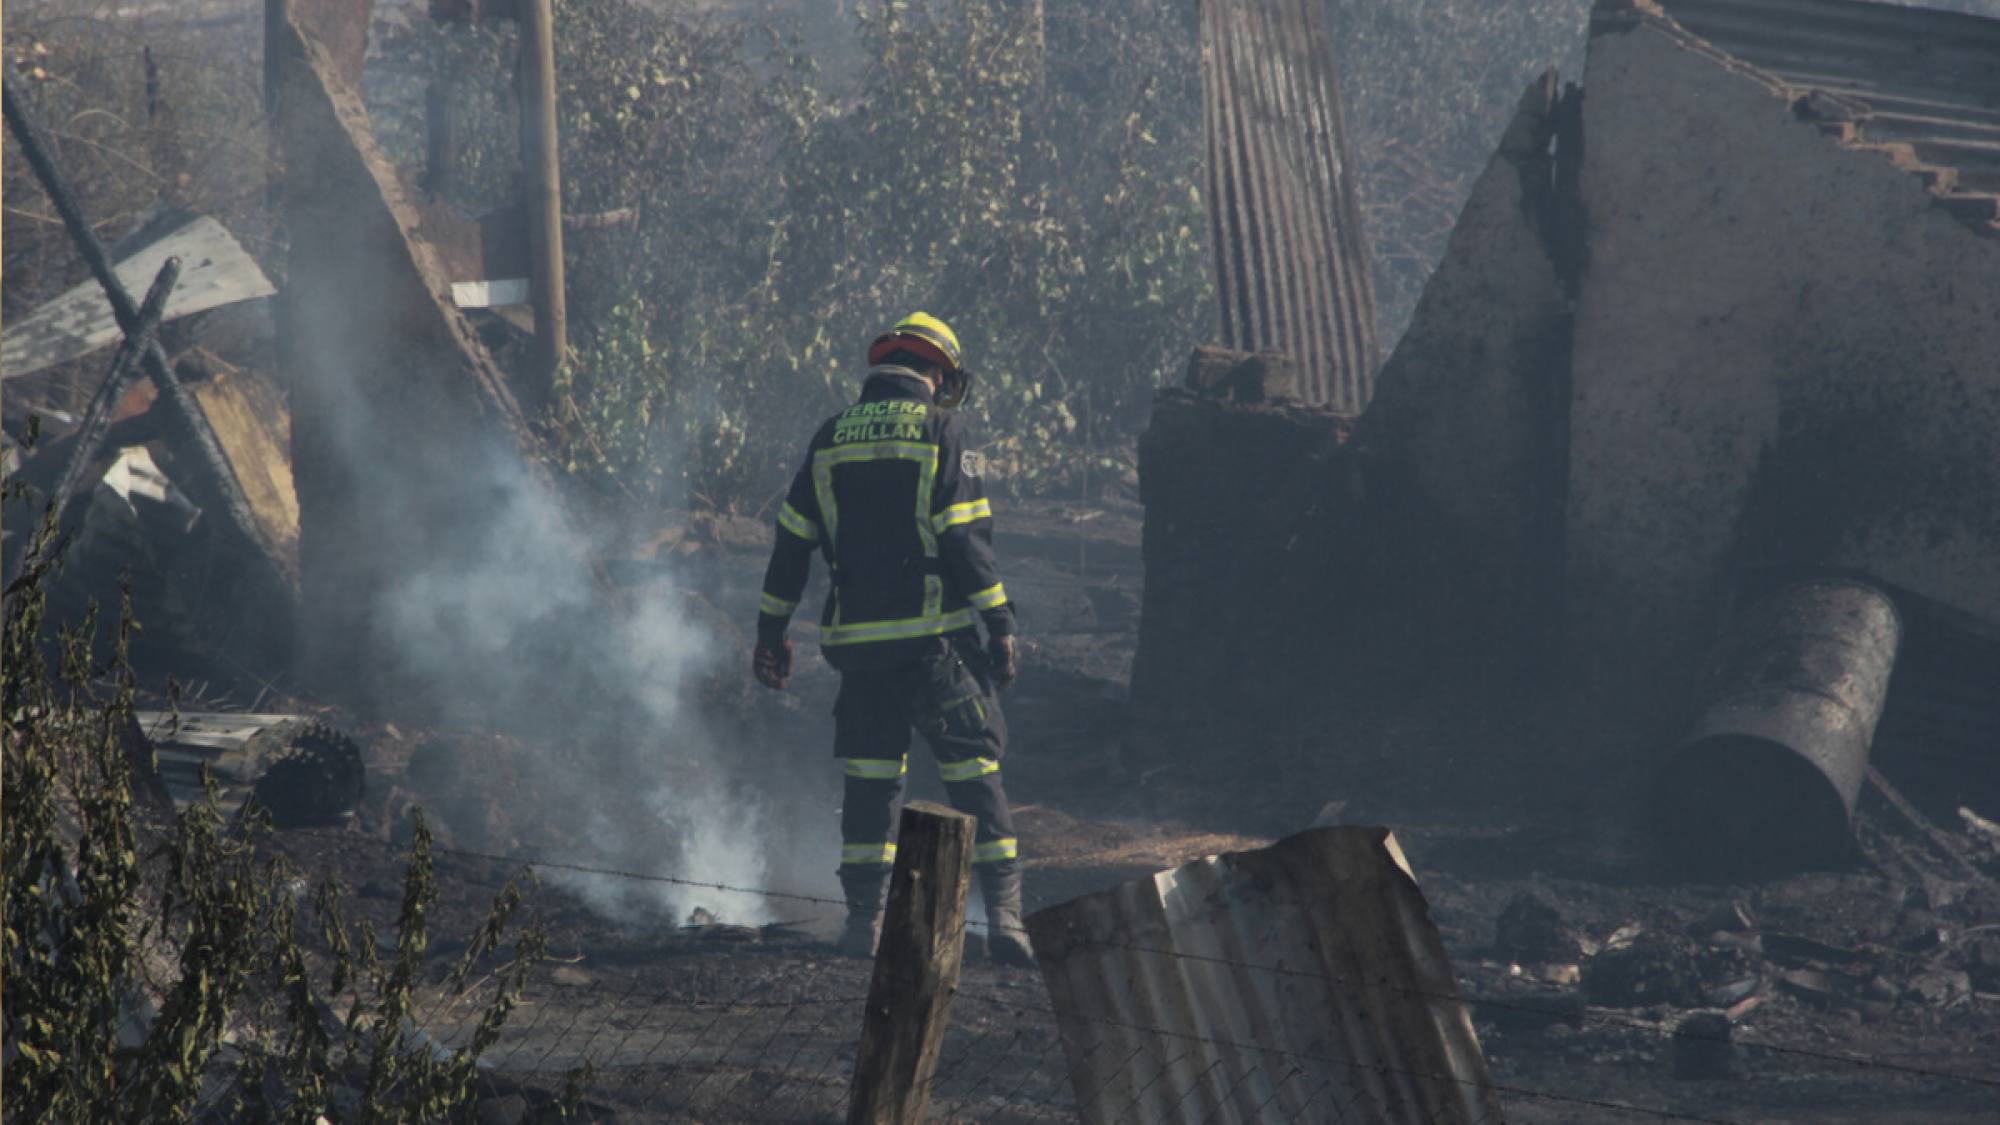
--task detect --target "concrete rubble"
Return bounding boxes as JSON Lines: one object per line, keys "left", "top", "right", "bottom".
{"left": 1456, "top": 836, "right": 2000, "bottom": 1084}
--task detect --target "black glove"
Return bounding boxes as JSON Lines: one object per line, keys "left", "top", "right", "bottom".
{"left": 753, "top": 638, "right": 793, "bottom": 691}
{"left": 986, "top": 634, "right": 1017, "bottom": 691}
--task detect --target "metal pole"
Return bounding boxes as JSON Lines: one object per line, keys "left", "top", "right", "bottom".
{"left": 519, "top": 0, "right": 566, "bottom": 398}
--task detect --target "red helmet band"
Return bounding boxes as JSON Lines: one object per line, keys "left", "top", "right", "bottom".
{"left": 868, "top": 332, "right": 956, "bottom": 372}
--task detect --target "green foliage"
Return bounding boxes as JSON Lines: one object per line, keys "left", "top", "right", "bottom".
{"left": 517, "top": 0, "right": 1212, "bottom": 507}
{"left": 332, "top": 813, "right": 551, "bottom": 1124}
{"left": 6, "top": 0, "right": 1214, "bottom": 510}
{"left": 1322, "top": 0, "right": 1593, "bottom": 341}
{"left": 2, "top": 497, "right": 551, "bottom": 1121}
{"left": 2, "top": 507, "right": 158, "bottom": 1119}
{"left": 3, "top": 0, "right": 1641, "bottom": 509}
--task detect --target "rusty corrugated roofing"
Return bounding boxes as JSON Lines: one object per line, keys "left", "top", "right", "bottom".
{"left": 1654, "top": 0, "right": 2000, "bottom": 232}
{"left": 1026, "top": 826, "right": 1501, "bottom": 1125}
{"left": 1199, "top": 0, "right": 1380, "bottom": 412}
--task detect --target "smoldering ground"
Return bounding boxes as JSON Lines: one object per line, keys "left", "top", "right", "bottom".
{"left": 322, "top": 409, "right": 839, "bottom": 928}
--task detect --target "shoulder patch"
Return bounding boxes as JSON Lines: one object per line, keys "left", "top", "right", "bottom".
{"left": 960, "top": 450, "right": 985, "bottom": 478}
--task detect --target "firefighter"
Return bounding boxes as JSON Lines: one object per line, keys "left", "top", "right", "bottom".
{"left": 750, "top": 312, "right": 1035, "bottom": 967}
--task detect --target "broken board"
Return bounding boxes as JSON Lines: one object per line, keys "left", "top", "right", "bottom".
{"left": 2, "top": 216, "right": 275, "bottom": 380}
{"left": 188, "top": 366, "right": 301, "bottom": 579}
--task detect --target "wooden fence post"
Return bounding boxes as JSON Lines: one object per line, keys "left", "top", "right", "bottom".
{"left": 847, "top": 801, "right": 975, "bottom": 1125}
{"left": 518, "top": 0, "right": 566, "bottom": 400}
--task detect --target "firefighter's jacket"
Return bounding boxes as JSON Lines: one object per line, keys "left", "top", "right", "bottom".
{"left": 757, "top": 366, "right": 1015, "bottom": 670}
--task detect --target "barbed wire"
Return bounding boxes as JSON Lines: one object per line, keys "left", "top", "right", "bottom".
{"left": 0, "top": 856, "right": 1856, "bottom": 1120}
{"left": 955, "top": 992, "right": 1757, "bottom": 1125}
{"left": 963, "top": 927, "right": 2000, "bottom": 1093}
{"left": 50, "top": 828, "right": 1872, "bottom": 1112}
{"left": 285, "top": 826, "right": 2000, "bottom": 1096}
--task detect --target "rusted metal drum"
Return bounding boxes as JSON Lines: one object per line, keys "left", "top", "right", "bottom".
{"left": 1654, "top": 578, "right": 1902, "bottom": 879}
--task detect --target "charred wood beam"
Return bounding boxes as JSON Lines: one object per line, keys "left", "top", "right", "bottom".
{"left": 3, "top": 262, "right": 177, "bottom": 599}
{"left": 3, "top": 71, "right": 278, "bottom": 568}
{"left": 143, "top": 46, "right": 162, "bottom": 122}
{"left": 44, "top": 258, "right": 181, "bottom": 543}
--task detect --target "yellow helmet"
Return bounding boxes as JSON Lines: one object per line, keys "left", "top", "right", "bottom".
{"left": 869, "top": 311, "right": 962, "bottom": 371}
{"left": 869, "top": 311, "right": 972, "bottom": 406}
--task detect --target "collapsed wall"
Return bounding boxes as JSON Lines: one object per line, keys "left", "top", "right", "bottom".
{"left": 1127, "top": 66, "right": 1585, "bottom": 795}
{"left": 1351, "top": 69, "right": 1580, "bottom": 685}
{"left": 1130, "top": 0, "right": 2000, "bottom": 812}
{"left": 1566, "top": 0, "right": 2000, "bottom": 736}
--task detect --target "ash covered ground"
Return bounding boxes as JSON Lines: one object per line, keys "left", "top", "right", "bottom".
{"left": 250, "top": 498, "right": 2000, "bottom": 1124}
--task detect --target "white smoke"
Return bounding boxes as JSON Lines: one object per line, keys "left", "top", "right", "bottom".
{"left": 365, "top": 433, "right": 803, "bottom": 927}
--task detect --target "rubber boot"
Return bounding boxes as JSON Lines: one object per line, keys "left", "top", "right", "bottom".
{"left": 836, "top": 866, "right": 889, "bottom": 959}
{"left": 979, "top": 865, "right": 1036, "bottom": 967}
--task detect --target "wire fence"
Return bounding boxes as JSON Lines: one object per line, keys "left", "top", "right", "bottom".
{"left": 138, "top": 825, "right": 1997, "bottom": 1125}
{"left": 416, "top": 958, "right": 872, "bottom": 1122}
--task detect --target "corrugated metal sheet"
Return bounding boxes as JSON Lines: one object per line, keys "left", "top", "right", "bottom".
{"left": 1656, "top": 0, "right": 2000, "bottom": 229}
{"left": 1, "top": 216, "right": 276, "bottom": 380}
{"left": 1026, "top": 826, "right": 1500, "bottom": 1125}
{"left": 1200, "top": 0, "right": 1380, "bottom": 412}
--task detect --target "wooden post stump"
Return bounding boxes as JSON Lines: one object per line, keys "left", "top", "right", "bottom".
{"left": 847, "top": 801, "right": 975, "bottom": 1125}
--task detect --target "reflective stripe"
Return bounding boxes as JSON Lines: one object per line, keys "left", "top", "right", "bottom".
{"left": 967, "top": 583, "right": 1008, "bottom": 611}
{"left": 809, "top": 436, "right": 951, "bottom": 645}
{"left": 812, "top": 440, "right": 940, "bottom": 551}
{"left": 938, "top": 757, "right": 999, "bottom": 783}
{"left": 914, "top": 445, "right": 941, "bottom": 618}
{"left": 931, "top": 498, "right": 992, "bottom": 533}
{"left": 841, "top": 842, "right": 898, "bottom": 865}
{"left": 760, "top": 592, "right": 799, "bottom": 617}
{"left": 821, "top": 607, "right": 977, "bottom": 647}
{"left": 972, "top": 838, "right": 1018, "bottom": 863}
{"left": 777, "top": 501, "right": 819, "bottom": 543}
{"left": 843, "top": 757, "right": 908, "bottom": 780}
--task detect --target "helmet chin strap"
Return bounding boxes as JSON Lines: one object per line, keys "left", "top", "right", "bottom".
{"left": 935, "top": 365, "right": 971, "bottom": 409}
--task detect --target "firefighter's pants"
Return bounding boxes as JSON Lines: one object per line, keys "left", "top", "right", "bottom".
{"left": 835, "top": 636, "right": 1018, "bottom": 879}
